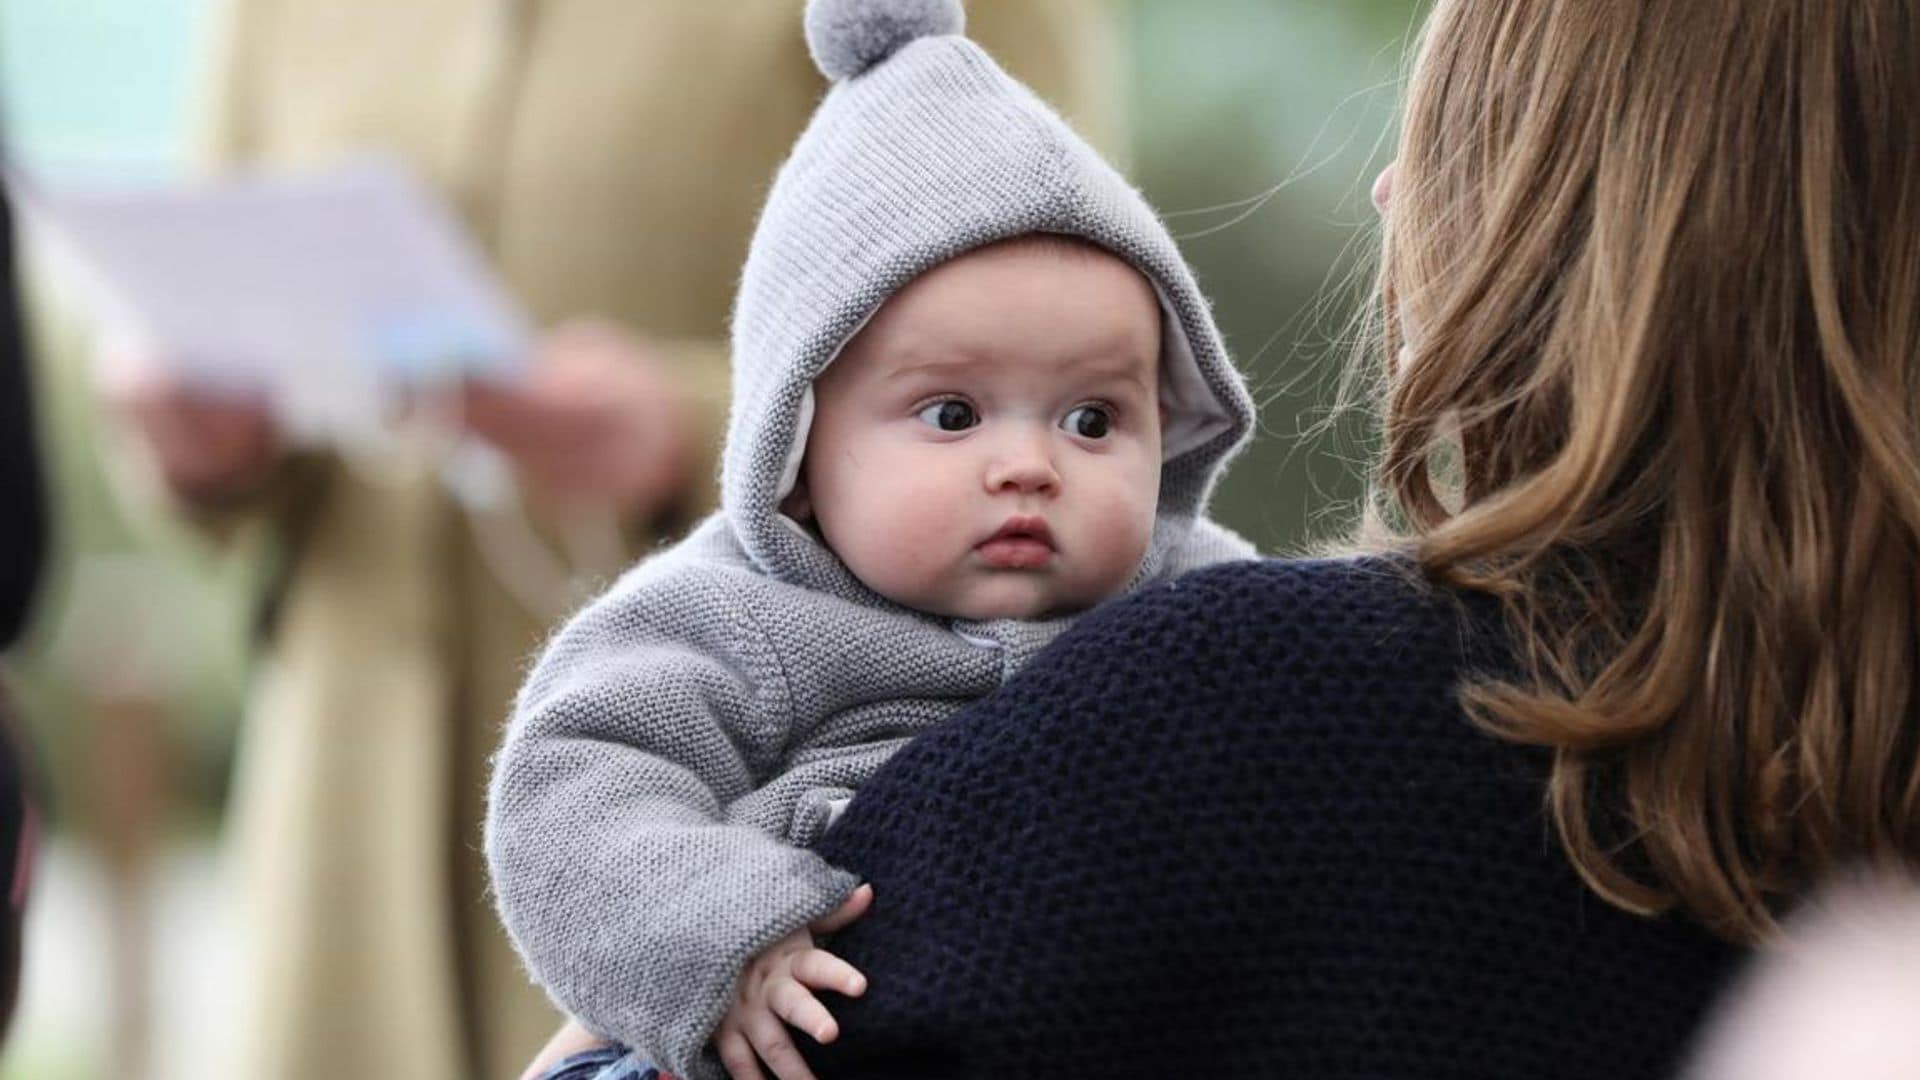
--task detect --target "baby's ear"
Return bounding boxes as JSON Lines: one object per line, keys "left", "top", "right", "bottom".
{"left": 781, "top": 477, "right": 814, "bottom": 523}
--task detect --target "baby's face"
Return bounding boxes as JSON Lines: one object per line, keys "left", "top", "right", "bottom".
{"left": 793, "top": 238, "right": 1163, "bottom": 620}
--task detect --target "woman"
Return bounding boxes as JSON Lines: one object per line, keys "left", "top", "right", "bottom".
{"left": 796, "top": 0, "right": 1917, "bottom": 1076}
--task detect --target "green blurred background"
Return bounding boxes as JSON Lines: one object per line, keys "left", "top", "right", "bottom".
{"left": 0, "top": 1, "right": 1420, "bottom": 1075}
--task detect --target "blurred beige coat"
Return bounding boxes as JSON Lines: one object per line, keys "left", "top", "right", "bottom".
{"left": 179, "top": 1, "right": 1123, "bottom": 1077}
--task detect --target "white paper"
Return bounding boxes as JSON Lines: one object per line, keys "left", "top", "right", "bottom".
{"left": 14, "top": 157, "right": 531, "bottom": 443}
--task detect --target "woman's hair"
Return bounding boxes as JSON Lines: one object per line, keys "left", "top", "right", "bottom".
{"left": 1372, "top": 0, "right": 1920, "bottom": 941}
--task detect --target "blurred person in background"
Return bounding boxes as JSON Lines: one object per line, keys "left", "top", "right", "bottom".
{"left": 0, "top": 163, "right": 45, "bottom": 1048}
{"left": 100, "top": 2, "right": 1123, "bottom": 1078}
{"left": 1686, "top": 876, "right": 1920, "bottom": 1080}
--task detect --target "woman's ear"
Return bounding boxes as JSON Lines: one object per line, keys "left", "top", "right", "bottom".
{"left": 1372, "top": 162, "right": 1397, "bottom": 213}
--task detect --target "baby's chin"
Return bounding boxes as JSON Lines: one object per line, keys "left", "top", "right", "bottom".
{"left": 940, "top": 597, "right": 1073, "bottom": 621}
{"left": 899, "top": 577, "right": 1120, "bottom": 622}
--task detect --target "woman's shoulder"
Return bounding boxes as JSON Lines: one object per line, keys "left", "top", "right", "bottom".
{"left": 815, "top": 553, "right": 1735, "bottom": 1079}
{"left": 875, "top": 553, "right": 1516, "bottom": 801}
{"left": 1052, "top": 553, "right": 1492, "bottom": 697}
{"left": 1134, "top": 552, "right": 1461, "bottom": 628}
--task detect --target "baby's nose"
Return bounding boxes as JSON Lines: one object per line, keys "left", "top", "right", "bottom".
{"left": 984, "top": 435, "right": 1061, "bottom": 495}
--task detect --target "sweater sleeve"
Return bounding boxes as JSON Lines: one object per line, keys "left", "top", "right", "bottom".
{"left": 485, "top": 546, "right": 860, "bottom": 1078}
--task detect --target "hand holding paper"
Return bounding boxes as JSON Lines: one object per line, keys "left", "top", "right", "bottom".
{"left": 19, "top": 157, "right": 531, "bottom": 445}
{"left": 109, "top": 372, "right": 283, "bottom": 508}
{"left": 461, "top": 320, "right": 693, "bottom": 518}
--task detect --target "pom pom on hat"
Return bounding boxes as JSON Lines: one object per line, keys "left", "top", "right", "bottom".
{"left": 805, "top": 0, "right": 966, "bottom": 81}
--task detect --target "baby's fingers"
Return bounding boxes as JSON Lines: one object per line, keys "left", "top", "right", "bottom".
{"left": 768, "top": 978, "right": 840, "bottom": 1045}
{"left": 745, "top": 1008, "right": 818, "bottom": 1080}
{"left": 715, "top": 1019, "right": 768, "bottom": 1080}
{"left": 792, "top": 948, "right": 868, "bottom": 999}
{"left": 810, "top": 883, "right": 874, "bottom": 934}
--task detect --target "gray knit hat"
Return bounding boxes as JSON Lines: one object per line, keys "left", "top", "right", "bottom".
{"left": 724, "top": 0, "right": 1254, "bottom": 593}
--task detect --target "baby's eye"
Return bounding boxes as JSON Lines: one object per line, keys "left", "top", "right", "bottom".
{"left": 916, "top": 399, "right": 979, "bottom": 431}
{"left": 1062, "top": 404, "right": 1113, "bottom": 439}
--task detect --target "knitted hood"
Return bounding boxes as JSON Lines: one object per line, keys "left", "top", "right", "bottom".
{"left": 722, "top": 0, "right": 1254, "bottom": 600}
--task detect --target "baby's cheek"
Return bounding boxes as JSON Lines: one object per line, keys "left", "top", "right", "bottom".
{"left": 884, "top": 470, "right": 966, "bottom": 542}
{"left": 1077, "top": 482, "right": 1158, "bottom": 583}
{"left": 849, "top": 468, "right": 967, "bottom": 592}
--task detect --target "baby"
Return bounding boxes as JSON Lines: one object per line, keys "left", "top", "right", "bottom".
{"left": 485, "top": 2, "right": 1255, "bottom": 1078}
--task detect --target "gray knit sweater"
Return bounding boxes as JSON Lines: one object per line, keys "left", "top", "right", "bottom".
{"left": 490, "top": 509, "right": 1251, "bottom": 1073}
{"left": 485, "top": 3, "right": 1257, "bottom": 1075}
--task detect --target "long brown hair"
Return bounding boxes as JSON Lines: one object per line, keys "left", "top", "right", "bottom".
{"left": 1373, "top": 0, "right": 1920, "bottom": 941}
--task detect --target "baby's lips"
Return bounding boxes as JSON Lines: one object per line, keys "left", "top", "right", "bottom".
{"left": 975, "top": 535, "right": 1055, "bottom": 569}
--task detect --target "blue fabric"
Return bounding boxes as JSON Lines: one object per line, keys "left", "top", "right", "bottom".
{"left": 539, "top": 1046, "right": 657, "bottom": 1080}
{"left": 804, "top": 556, "right": 1744, "bottom": 1078}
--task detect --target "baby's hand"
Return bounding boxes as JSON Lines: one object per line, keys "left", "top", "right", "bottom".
{"left": 714, "top": 883, "right": 874, "bottom": 1080}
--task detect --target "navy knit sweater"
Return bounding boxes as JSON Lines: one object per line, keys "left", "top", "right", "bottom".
{"left": 806, "top": 557, "right": 1741, "bottom": 1078}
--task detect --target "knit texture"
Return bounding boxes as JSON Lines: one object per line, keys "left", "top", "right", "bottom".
{"left": 488, "top": 511, "right": 1253, "bottom": 1078}
{"left": 805, "top": 557, "right": 1743, "bottom": 1078}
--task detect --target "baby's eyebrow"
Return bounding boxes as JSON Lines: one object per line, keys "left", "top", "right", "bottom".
{"left": 884, "top": 351, "right": 1155, "bottom": 383}
{"left": 882, "top": 354, "right": 986, "bottom": 381}
{"left": 1076, "top": 362, "right": 1154, "bottom": 392}
{"left": 1061, "top": 352, "right": 1158, "bottom": 393}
